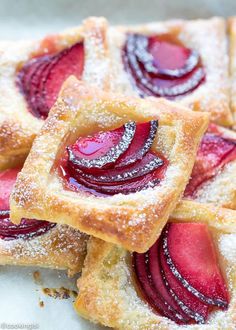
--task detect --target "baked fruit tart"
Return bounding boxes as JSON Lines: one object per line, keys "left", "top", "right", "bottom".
{"left": 0, "top": 17, "right": 110, "bottom": 171}
{"left": 108, "top": 17, "right": 232, "bottom": 126}
{"left": 9, "top": 77, "right": 208, "bottom": 252}
{"left": 75, "top": 200, "right": 236, "bottom": 329}
{"left": 0, "top": 167, "right": 88, "bottom": 275}
{"left": 184, "top": 123, "right": 236, "bottom": 208}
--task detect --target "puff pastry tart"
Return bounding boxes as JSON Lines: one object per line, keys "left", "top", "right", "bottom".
{"left": 108, "top": 17, "right": 232, "bottom": 126}
{"left": 184, "top": 123, "right": 236, "bottom": 209}
{"left": 0, "top": 167, "right": 88, "bottom": 275}
{"left": 0, "top": 16, "right": 110, "bottom": 171}
{"left": 10, "top": 76, "right": 208, "bottom": 252}
{"left": 229, "top": 17, "right": 236, "bottom": 125}
{"left": 75, "top": 200, "right": 236, "bottom": 329}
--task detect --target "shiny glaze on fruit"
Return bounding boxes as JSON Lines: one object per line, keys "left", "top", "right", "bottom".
{"left": 59, "top": 120, "right": 168, "bottom": 196}
{"left": 132, "top": 222, "right": 229, "bottom": 324}
{"left": 122, "top": 34, "right": 205, "bottom": 99}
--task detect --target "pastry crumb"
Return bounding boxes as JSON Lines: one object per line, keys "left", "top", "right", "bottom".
{"left": 33, "top": 270, "right": 42, "bottom": 285}
{"left": 42, "top": 286, "right": 77, "bottom": 300}
{"left": 39, "top": 299, "right": 44, "bottom": 308}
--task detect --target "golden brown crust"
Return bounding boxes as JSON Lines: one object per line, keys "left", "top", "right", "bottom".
{"left": 228, "top": 17, "right": 236, "bottom": 127}
{"left": 10, "top": 76, "right": 209, "bottom": 252}
{"left": 185, "top": 125, "right": 236, "bottom": 209}
{"left": 0, "top": 17, "right": 111, "bottom": 170}
{"left": 0, "top": 152, "right": 27, "bottom": 172}
{"left": 0, "top": 224, "right": 88, "bottom": 276}
{"left": 75, "top": 201, "right": 236, "bottom": 329}
{"left": 108, "top": 17, "right": 232, "bottom": 126}
{"left": 172, "top": 200, "right": 236, "bottom": 232}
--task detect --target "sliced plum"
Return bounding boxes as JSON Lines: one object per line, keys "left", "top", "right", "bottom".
{"left": 132, "top": 222, "right": 229, "bottom": 325}
{"left": 59, "top": 170, "right": 106, "bottom": 198}
{"left": 132, "top": 251, "right": 186, "bottom": 323}
{"left": 0, "top": 210, "right": 56, "bottom": 240}
{"left": 31, "top": 55, "right": 62, "bottom": 118}
{"left": 60, "top": 165, "right": 164, "bottom": 196}
{"left": 164, "top": 223, "right": 229, "bottom": 308}
{"left": 122, "top": 34, "right": 205, "bottom": 99}
{"left": 148, "top": 36, "right": 200, "bottom": 78}
{"left": 185, "top": 132, "right": 236, "bottom": 197}
{"left": 116, "top": 120, "right": 158, "bottom": 168}
{"left": 67, "top": 122, "right": 136, "bottom": 172}
{"left": 42, "top": 42, "right": 84, "bottom": 114}
{"left": 0, "top": 168, "right": 19, "bottom": 210}
{"left": 73, "top": 171, "right": 162, "bottom": 195}
{"left": 68, "top": 120, "right": 159, "bottom": 174}
{"left": 19, "top": 58, "right": 46, "bottom": 100}
{"left": 68, "top": 126, "right": 126, "bottom": 167}
{"left": 17, "top": 42, "right": 84, "bottom": 119}
{"left": 148, "top": 241, "right": 191, "bottom": 322}
{"left": 61, "top": 120, "right": 167, "bottom": 196}
{"left": 0, "top": 169, "right": 56, "bottom": 240}
{"left": 159, "top": 243, "right": 208, "bottom": 324}
{"left": 26, "top": 60, "right": 52, "bottom": 117}
{"left": 70, "top": 152, "right": 164, "bottom": 185}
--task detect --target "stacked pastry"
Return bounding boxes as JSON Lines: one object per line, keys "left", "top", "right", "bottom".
{"left": 1, "top": 16, "right": 236, "bottom": 329}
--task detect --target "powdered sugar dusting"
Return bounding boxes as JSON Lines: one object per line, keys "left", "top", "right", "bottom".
{"left": 192, "top": 161, "right": 236, "bottom": 207}
{"left": 178, "top": 18, "right": 231, "bottom": 121}
{"left": 0, "top": 224, "right": 88, "bottom": 271}
{"left": 82, "top": 17, "right": 112, "bottom": 90}
{"left": 219, "top": 234, "right": 236, "bottom": 262}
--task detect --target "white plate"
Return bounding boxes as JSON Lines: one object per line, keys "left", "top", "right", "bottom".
{"left": 0, "top": 266, "right": 104, "bottom": 329}
{"left": 0, "top": 0, "right": 235, "bottom": 329}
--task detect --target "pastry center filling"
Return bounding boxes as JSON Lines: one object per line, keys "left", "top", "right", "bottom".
{"left": 132, "top": 222, "right": 229, "bottom": 325}
{"left": 184, "top": 125, "right": 236, "bottom": 197}
{"left": 122, "top": 34, "right": 205, "bottom": 98}
{"left": 17, "top": 41, "right": 84, "bottom": 119}
{"left": 59, "top": 120, "right": 168, "bottom": 196}
{"left": 0, "top": 169, "right": 55, "bottom": 240}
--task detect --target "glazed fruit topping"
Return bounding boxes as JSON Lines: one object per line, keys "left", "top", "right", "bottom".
{"left": 185, "top": 125, "right": 236, "bottom": 197}
{"left": 148, "top": 241, "right": 191, "bottom": 323}
{"left": 73, "top": 153, "right": 164, "bottom": 184}
{"left": 0, "top": 168, "right": 19, "bottom": 210}
{"left": 0, "top": 169, "right": 55, "bottom": 240}
{"left": 61, "top": 120, "right": 168, "bottom": 196}
{"left": 0, "top": 210, "right": 55, "bottom": 240}
{"left": 17, "top": 42, "right": 84, "bottom": 119}
{"left": 123, "top": 34, "right": 205, "bottom": 98}
{"left": 164, "top": 223, "right": 228, "bottom": 308}
{"left": 67, "top": 122, "right": 137, "bottom": 171}
{"left": 133, "top": 223, "right": 229, "bottom": 325}
{"left": 133, "top": 251, "right": 187, "bottom": 323}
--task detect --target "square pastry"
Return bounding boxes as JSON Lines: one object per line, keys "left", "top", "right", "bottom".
{"left": 10, "top": 76, "right": 208, "bottom": 252}
{"left": 0, "top": 167, "right": 88, "bottom": 275}
{"left": 184, "top": 123, "right": 236, "bottom": 209}
{"left": 0, "top": 16, "right": 111, "bottom": 171}
{"left": 107, "top": 17, "right": 232, "bottom": 126}
{"left": 75, "top": 200, "right": 236, "bottom": 329}
{"left": 229, "top": 17, "right": 236, "bottom": 125}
